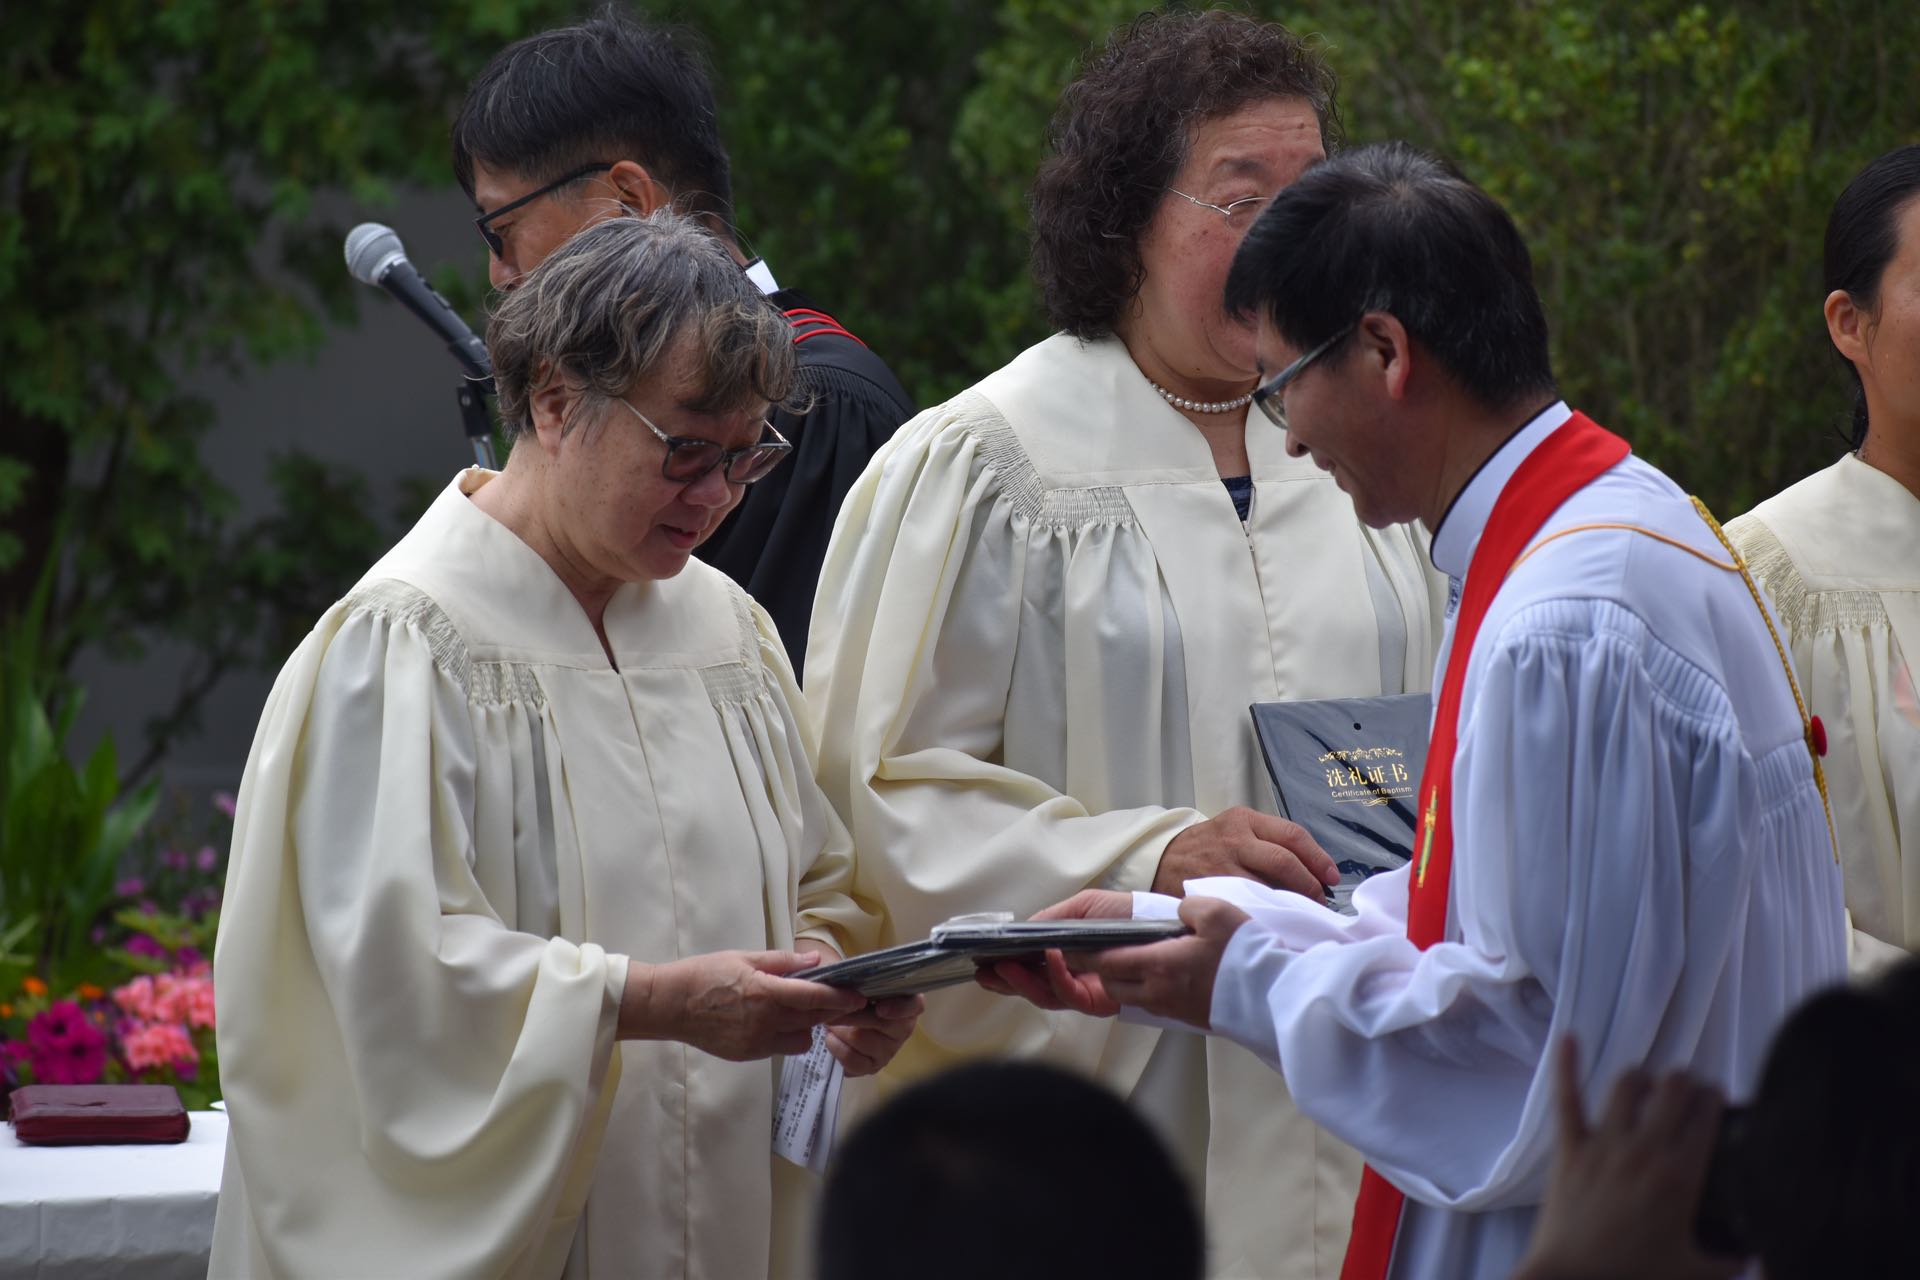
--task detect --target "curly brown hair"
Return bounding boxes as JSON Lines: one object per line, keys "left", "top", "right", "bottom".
{"left": 1029, "top": 8, "right": 1341, "bottom": 340}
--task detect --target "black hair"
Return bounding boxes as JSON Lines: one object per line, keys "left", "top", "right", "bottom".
{"left": 1823, "top": 144, "right": 1920, "bottom": 450}
{"left": 1737, "top": 956, "right": 1920, "bottom": 1279}
{"left": 450, "top": 6, "right": 734, "bottom": 233}
{"left": 1028, "top": 8, "right": 1339, "bottom": 340}
{"left": 816, "top": 1061, "right": 1203, "bottom": 1280}
{"left": 1225, "top": 141, "right": 1556, "bottom": 410}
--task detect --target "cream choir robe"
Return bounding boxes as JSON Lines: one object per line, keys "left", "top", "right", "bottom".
{"left": 806, "top": 333, "right": 1443, "bottom": 1279}
{"left": 1727, "top": 454, "right": 1920, "bottom": 973}
{"left": 210, "top": 470, "right": 875, "bottom": 1280}
{"left": 1159, "top": 407, "right": 1847, "bottom": 1279}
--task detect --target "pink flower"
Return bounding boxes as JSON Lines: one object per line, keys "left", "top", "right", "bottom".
{"left": 195, "top": 845, "right": 218, "bottom": 873}
{"left": 113, "top": 975, "right": 158, "bottom": 1021}
{"left": 115, "top": 876, "right": 146, "bottom": 898}
{"left": 26, "top": 1002, "right": 108, "bottom": 1085}
{"left": 212, "top": 791, "right": 236, "bottom": 818}
{"left": 180, "top": 977, "right": 215, "bottom": 1030}
{"left": 121, "top": 1021, "right": 198, "bottom": 1072}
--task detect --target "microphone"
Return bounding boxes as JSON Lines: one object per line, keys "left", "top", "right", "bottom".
{"left": 344, "top": 223, "right": 491, "bottom": 381}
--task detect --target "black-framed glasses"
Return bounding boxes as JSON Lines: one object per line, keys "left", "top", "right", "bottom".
{"left": 474, "top": 163, "right": 614, "bottom": 258}
{"left": 1166, "top": 187, "right": 1272, "bottom": 228}
{"left": 617, "top": 399, "right": 794, "bottom": 485}
{"left": 1251, "top": 321, "right": 1359, "bottom": 428}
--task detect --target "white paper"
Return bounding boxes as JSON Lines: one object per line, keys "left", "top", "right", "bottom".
{"left": 772, "top": 1025, "right": 843, "bottom": 1172}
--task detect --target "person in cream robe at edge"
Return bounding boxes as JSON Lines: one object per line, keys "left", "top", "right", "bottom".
{"left": 805, "top": 12, "right": 1441, "bottom": 1279}
{"left": 209, "top": 212, "right": 920, "bottom": 1280}
{"left": 1727, "top": 143, "right": 1920, "bottom": 975}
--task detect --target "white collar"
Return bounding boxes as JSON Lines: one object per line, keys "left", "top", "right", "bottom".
{"left": 1429, "top": 400, "right": 1572, "bottom": 580}
{"left": 742, "top": 257, "right": 780, "bottom": 296}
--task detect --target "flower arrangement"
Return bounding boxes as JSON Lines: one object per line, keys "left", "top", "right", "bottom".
{"left": 1, "top": 791, "right": 230, "bottom": 1112}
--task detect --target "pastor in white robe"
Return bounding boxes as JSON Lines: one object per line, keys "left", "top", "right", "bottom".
{"left": 1162, "top": 405, "right": 1848, "bottom": 1280}
{"left": 210, "top": 470, "right": 875, "bottom": 1279}
{"left": 1727, "top": 453, "right": 1920, "bottom": 973}
{"left": 806, "top": 333, "right": 1442, "bottom": 1279}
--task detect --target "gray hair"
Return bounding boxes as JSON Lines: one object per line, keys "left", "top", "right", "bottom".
{"left": 485, "top": 209, "right": 799, "bottom": 439}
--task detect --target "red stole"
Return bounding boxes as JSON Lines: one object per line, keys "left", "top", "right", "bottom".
{"left": 1339, "top": 412, "right": 1630, "bottom": 1280}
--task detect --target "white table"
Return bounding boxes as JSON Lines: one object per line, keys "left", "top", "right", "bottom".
{"left": 0, "top": 1109, "right": 225, "bottom": 1279}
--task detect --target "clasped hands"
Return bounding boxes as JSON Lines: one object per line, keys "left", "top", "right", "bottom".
{"left": 979, "top": 805, "right": 1335, "bottom": 1030}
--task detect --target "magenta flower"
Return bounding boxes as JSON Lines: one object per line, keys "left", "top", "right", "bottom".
{"left": 212, "top": 791, "right": 237, "bottom": 818}
{"left": 26, "top": 1002, "right": 108, "bottom": 1085}
{"left": 125, "top": 934, "right": 168, "bottom": 962}
{"left": 195, "top": 845, "right": 218, "bottom": 873}
{"left": 115, "top": 876, "right": 146, "bottom": 898}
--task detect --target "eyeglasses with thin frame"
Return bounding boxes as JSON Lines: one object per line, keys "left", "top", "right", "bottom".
{"left": 1251, "top": 321, "right": 1360, "bottom": 428}
{"left": 616, "top": 398, "right": 793, "bottom": 485}
{"left": 1165, "top": 187, "right": 1272, "bottom": 228}
{"left": 474, "top": 163, "right": 614, "bottom": 258}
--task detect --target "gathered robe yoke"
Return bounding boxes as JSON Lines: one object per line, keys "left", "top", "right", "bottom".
{"left": 210, "top": 470, "right": 873, "bottom": 1279}
{"left": 806, "top": 333, "right": 1442, "bottom": 1279}
{"left": 1176, "top": 410, "right": 1847, "bottom": 1279}
{"left": 1727, "top": 454, "right": 1920, "bottom": 972}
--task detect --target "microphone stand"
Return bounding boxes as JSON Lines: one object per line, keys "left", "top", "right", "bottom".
{"left": 457, "top": 376, "right": 498, "bottom": 470}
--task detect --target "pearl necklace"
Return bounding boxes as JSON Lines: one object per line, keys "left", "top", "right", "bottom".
{"left": 1146, "top": 378, "right": 1252, "bottom": 414}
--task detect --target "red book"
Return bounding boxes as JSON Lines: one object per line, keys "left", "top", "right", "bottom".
{"left": 8, "top": 1084, "right": 191, "bottom": 1145}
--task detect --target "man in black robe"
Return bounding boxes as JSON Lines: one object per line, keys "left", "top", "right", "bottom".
{"left": 452, "top": 11, "right": 913, "bottom": 677}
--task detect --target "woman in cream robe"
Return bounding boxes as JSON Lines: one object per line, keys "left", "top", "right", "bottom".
{"left": 1729, "top": 457, "right": 1918, "bottom": 971}
{"left": 1726, "top": 144, "right": 1920, "bottom": 975}
{"left": 807, "top": 18, "right": 1440, "bottom": 1276}
{"left": 211, "top": 214, "right": 912, "bottom": 1279}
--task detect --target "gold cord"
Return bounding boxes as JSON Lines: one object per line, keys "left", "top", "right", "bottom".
{"left": 1508, "top": 504, "right": 1839, "bottom": 865}
{"left": 1690, "top": 497, "right": 1839, "bottom": 864}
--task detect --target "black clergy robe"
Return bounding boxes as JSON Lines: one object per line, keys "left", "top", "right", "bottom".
{"left": 695, "top": 287, "right": 913, "bottom": 680}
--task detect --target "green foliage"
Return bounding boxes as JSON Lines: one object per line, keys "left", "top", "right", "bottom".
{"left": 0, "top": 549, "right": 156, "bottom": 989}
{"left": 0, "top": 0, "right": 580, "bottom": 779}
{"left": 1274, "top": 0, "right": 1920, "bottom": 511}
{"left": 703, "top": 0, "right": 1919, "bottom": 510}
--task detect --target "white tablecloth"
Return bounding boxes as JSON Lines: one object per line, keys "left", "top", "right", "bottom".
{"left": 0, "top": 1109, "right": 225, "bottom": 1280}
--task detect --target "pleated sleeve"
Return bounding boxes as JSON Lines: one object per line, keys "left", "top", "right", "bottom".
{"left": 807, "top": 401, "right": 1203, "bottom": 951}
{"left": 212, "top": 598, "right": 626, "bottom": 1278}
{"left": 746, "top": 596, "right": 879, "bottom": 955}
{"left": 1206, "top": 598, "right": 1842, "bottom": 1213}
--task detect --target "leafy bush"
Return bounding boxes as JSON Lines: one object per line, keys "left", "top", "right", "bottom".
{"left": 0, "top": 791, "right": 229, "bottom": 1111}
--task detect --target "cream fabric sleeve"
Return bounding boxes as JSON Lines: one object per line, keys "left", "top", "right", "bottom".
{"left": 1797, "top": 616, "right": 1918, "bottom": 972}
{"left": 1728, "top": 505, "right": 1918, "bottom": 973}
{"left": 744, "top": 597, "right": 879, "bottom": 956}
{"left": 807, "top": 409, "right": 1204, "bottom": 951}
{"left": 212, "top": 601, "right": 626, "bottom": 1279}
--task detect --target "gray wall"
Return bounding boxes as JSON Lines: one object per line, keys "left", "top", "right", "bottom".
{"left": 70, "top": 186, "right": 489, "bottom": 797}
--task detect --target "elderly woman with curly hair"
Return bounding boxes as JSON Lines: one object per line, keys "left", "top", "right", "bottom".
{"left": 211, "top": 211, "right": 918, "bottom": 1279}
{"left": 806, "top": 11, "right": 1440, "bottom": 1278}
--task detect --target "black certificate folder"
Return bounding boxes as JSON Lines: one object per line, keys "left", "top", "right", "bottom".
{"left": 1250, "top": 692, "right": 1432, "bottom": 915}
{"left": 806, "top": 917, "right": 1192, "bottom": 1000}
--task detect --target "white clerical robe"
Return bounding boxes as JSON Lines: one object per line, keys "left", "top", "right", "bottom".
{"left": 1169, "top": 407, "right": 1847, "bottom": 1280}
{"left": 210, "top": 470, "right": 874, "bottom": 1280}
{"left": 1727, "top": 453, "right": 1920, "bottom": 973}
{"left": 807, "top": 333, "right": 1442, "bottom": 1279}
